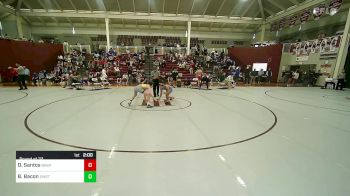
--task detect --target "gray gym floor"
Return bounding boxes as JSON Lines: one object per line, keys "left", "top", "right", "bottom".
{"left": 1, "top": 86, "right": 349, "bottom": 196}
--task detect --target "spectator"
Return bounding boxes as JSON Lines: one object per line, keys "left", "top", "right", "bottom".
{"left": 250, "top": 68, "right": 257, "bottom": 85}
{"left": 324, "top": 74, "right": 335, "bottom": 89}
{"left": 234, "top": 66, "right": 241, "bottom": 81}
{"left": 244, "top": 65, "right": 251, "bottom": 85}
{"left": 24, "top": 66, "right": 30, "bottom": 84}
{"left": 101, "top": 68, "right": 107, "bottom": 80}
{"left": 257, "top": 69, "right": 264, "bottom": 84}
{"left": 195, "top": 67, "right": 203, "bottom": 87}
{"left": 8, "top": 66, "right": 18, "bottom": 82}
{"left": 189, "top": 66, "right": 194, "bottom": 75}
{"left": 292, "top": 70, "right": 299, "bottom": 86}
{"left": 206, "top": 55, "right": 211, "bottom": 68}
{"left": 171, "top": 68, "right": 178, "bottom": 88}
{"left": 32, "top": 72, "right": 39, "bottom": 86}
{"left": 121, "top": 73, "right": 128, "bottom": 86}
{"left": 200, "top": 73, "right": 211, "bottom": 89}
{"left": 266, "top": 68, "right": 272, "bottom": 84}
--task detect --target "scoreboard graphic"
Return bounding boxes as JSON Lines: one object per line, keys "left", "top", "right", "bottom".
{"left": 16, "top": 151, "right": 96, "bottom": 183}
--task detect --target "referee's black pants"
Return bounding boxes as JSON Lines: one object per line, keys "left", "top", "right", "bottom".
{"left": 153, "top": 79, "right": 159, "bottom": 96}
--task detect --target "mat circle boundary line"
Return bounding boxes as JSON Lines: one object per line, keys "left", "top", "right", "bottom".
{"left": 0, "top": 91, "right": 28, "bottom": 106}
{"left": 24, "top": 91, "right": 277, "bottom": 153}
{"left": 265, "top": 90, "right": 350, "bottom": 112}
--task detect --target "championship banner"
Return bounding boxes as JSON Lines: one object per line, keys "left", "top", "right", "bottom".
{"left": 320, "top": 37, "right": 332, "bottom": 53}
{"left": 330, "top": 36, "right": 342, "bottom": 52}
{"left": 310, "top": 40, "right": 319, "bottom": 53}
{"left": 298, "top": 42, "right": 305, "bottom": 56}
{"left": 279, "top": 18, "right": 287, "bottom": 30}
{"left": 300, "top": 9, "right": 311, "bottom": 24}
{"left": 285, "top": 36, "right": 342, "bottom": 55}
{"left": 313, "top": 4, "right": 326, "bottom": 20}
{"left": 289, "top": 15, "right": 298, "bottom": 27}
{"left": 298, "top": 41, "right": 311, "bottom": 56}
{"left": 328, "top": 0, "right": 342, "bottom": 16}
{"left": 304, "top": 41, "right": 312, "bottom": 56}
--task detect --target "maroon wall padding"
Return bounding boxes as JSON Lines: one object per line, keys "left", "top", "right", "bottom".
{"left": 0, "top": 39, "right": 63, "bottom": 81}
{"left": 228, "top": 44, "right": 283, "bottom": 82}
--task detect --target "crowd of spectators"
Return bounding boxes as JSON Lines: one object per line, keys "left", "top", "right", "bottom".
{"left": 2, "top": 43, "right": 282, "bottom": 89}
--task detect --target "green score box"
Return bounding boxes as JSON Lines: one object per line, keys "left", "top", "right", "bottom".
{"left": 84, "top": 171, "right": 96, "bottom": 183}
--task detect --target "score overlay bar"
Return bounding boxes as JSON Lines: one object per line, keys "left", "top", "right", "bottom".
{"left": 16, "top": 151, "right": 96, "bottom": 183}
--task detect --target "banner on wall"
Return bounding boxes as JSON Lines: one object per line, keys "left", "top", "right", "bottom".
{"left": 313, "top": 4, "right": 326, "bottom": 20}
{"left": 287, "top": 36, "right": 342, "bottom": 55}
{"left": 328, "top": 0, "right": 342, "bottom": 16}
{"left": 270, "top": 1, "right": 343, "bottom": 32}
{"left": 289, "top": 15, "right": 298, "bottom": 27}
{"left": 320, "top": 37, "right": 332, "bottom": 53}
{"left": 300, "top": 9, "right": 311, "bottom": 24}
{"left": 295, "top": 41, "right": 312, "bottom": 57}
{"left": 279, "top": 18, "right": 287, "bottom": 30}
{"left": 310, "top": 40, "right": 320, "bottom": 53}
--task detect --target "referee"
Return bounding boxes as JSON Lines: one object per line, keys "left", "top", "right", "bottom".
{"left": 151, "top": 67, "right": 160, "bottom": 97}
{"left": 16, "top": 63, "right": 27, "bottom": 90}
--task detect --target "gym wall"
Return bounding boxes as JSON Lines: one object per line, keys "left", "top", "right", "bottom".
{"left": 228, "top": 44, "right": 283, "bottom": 82}
{"left": 0, "top": 39, "right": 63, "bottom": 81}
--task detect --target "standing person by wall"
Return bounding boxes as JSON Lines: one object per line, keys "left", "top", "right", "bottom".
{"left": 244, "top": 65, "right": 251, "bottom": 85}
{"left": 171, "top": 68, "right": 178, "bottom": 88}
{"left": 199, "top": 73, "right": 211, "bottom": 90}
{"left": 195, "top": 67, "right": 203, "bottom": 87}
{"left": 292, "top": 70, "right": 300, "bottom": 86}
{"left": 24, "top": 66, "right": 30, "bottom": 84}
{"left": 257, "top": 69, "right": 264, "bottom": 84}
{"left": 336, "top": 69, "right": 346, "bottom": 90}
{"left": 266, "top": 68, "right": 273, "bottom": 84}
{"left": 8, "top": 66, "right": 18, "bottom": 82}
{"left": 234, "top": 66, "right": 241, "bottom": 82}
{"left": 250, "top": 68, "right": 257, "bottom": 85}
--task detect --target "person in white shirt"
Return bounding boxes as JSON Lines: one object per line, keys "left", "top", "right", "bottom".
{"left": 257, "top": 69, "right": 264, "bottom": 84}
{"left": 189, "top": 67, "right": 193, "bottom": 74}
{"left": 206, "top": 55, "right": 211, "bottom": 68}
{"left": 292, "top": 70, "right": 299, "bottom": 85}
{"left": 113, "top": 66, "right": 120, "bottom": 81}
{"left": 101, "top": 68, "right": 107, "bottom": 81}
{"left": 24, "top": 66, "right": 30, "bottom": 84}
{"left": 16, "top": 64, "right": 27, "bottom": 90}
{"left": 114, "top": 66, "right": 120, "bottom": 73}
{"left": 122, "top": 73, "right": 128, "bottom": 86}
{"left": 324, "top": 74, "right": 335, "bottom": 89}
{"left": 221, "top": 75, "right": 235, "bottom": 88}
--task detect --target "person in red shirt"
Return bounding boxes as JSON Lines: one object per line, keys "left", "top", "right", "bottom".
{"left": 8, "top": 66, "right": 18, "bottom": 82}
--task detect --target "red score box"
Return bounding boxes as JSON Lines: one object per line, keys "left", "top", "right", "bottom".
{"left": 84, "top": 159, "right": 96, "bottom": 171}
